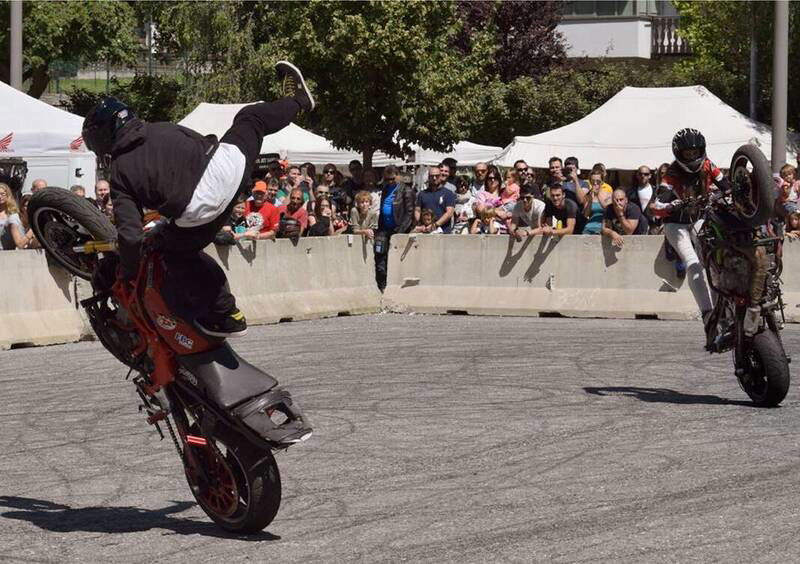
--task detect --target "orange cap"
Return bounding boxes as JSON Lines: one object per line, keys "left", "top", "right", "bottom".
{"left": 252, "top": 181, "right": 267, "bottom": 193}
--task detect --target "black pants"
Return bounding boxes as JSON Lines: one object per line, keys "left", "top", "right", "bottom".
{"left": 374, "top": 230, "right": 392, "bottom": 292}
{"left": 159, "top": 98, "right": 301, "bottom": 322}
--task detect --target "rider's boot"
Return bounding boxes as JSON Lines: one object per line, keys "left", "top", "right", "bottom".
{"left": 196, "top": 308, "right": 248, "bottom": 338}
{"left": 276, "top": 61, "right": 315, "bottom": 112}
{"left": 742, "top": 305, "right": 760, "bottom": 337}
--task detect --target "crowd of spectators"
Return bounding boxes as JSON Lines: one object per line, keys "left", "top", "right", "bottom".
{"left": 6, "top": 154, "right": 800, "bottom": 294}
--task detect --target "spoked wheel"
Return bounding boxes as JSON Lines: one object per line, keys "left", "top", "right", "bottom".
{"left": 184, "top": 427, "right": 281, "bottom": 534}
{"left": 728, "top": 144, "right": 775, "bottom": 228}
{"left": 737, "top": 330, "right": 790, "bottom": 407}
{"left": 27, "top": 187, "right": 116, "bottom": 280}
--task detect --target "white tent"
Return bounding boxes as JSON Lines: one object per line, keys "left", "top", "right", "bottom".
{"left": 408, "top": 140, "right": 502, "bottom": 166}
{"left": 495, "top": 85, "right": 800, "bottom": 170}
{"left": 0, "top": 80, "right": 96, "bottom": 193}
{"left": 179, "top": 102, "right": 401, "bottom": 166}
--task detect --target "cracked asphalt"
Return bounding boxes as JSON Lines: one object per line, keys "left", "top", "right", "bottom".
{"left": 1, "top": 314, "right": 799, "bottom": 563}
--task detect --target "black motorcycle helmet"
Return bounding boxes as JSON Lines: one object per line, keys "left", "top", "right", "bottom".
{"left": 82, "top": 97, "right": 136, "bottom": 157}
{"left": 671, "top": 128, "right": 707, "bottom": 173}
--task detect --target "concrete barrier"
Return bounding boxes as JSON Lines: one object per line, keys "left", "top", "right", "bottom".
{"left": 208, "top": 235, "right": 381, "bottom": 324}
{"left": 0, "top": 250, "right": 86, "bottom": 349}
{"left": 383, "top": 234, "right": 800, "bottom": 321}
{"left": 0, "top": 235, "right": 382, "bottom": 350}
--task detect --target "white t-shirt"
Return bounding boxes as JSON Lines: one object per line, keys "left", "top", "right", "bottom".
{"left": 0, "top": 213, "right": 23, "bottom": 250}
{"left": 511, "top": 199, "right": 546, "bottom": 229}
{"left": 637, "top": 184, "right": 653, "bottom": 211}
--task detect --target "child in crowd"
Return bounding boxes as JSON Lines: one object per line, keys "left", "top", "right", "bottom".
{"left": 453, "top": 177, "right": 476, "bottom": 234}
{"left": 470, "top": 208, "right": 506, "bottom": 235}
{"left": 500, "top": 169, "right": 520, "bottom": 214}
{"left": 349, "top": 190, "right": 378, "bottom": 239}
{"left": 413, "top": 209, "right": 443, "bottom": 234}
{"left": 215, "top": 197, "right": 253, "bottom": 245}
{"left": 785, "top": 207, "right": 800, "bottom": 240}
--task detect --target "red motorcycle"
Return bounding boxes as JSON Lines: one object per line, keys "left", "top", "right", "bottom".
{"left": 27, "top": 188, "right": 312, "bottom": 533}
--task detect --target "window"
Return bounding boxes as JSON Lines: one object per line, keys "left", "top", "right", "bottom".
{"left": 562, "top": 0, "right": 678, "bottom": 18}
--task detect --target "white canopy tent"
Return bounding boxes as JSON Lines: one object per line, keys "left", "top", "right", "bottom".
{"left": 495, "top": 85, "right": 800, "bottom": 170}
{"left": 0, "top": 80, "right": 96, "bottom": 194}
{"left": 179, "top": 102, "right": 401, "bottom": 166}
{"left": 408, "top": 140, "right": 502, "bottom": 166}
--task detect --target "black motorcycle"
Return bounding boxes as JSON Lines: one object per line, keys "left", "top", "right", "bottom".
{"left": 695, "top": 145, "right": 790, "bottom": 407}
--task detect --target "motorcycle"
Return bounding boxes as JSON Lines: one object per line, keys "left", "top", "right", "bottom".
{"left": 27, "top": 188, "right": 313, "bottom": 533}
{"left": 693, "top": 144, "right": 791, "bottom": 407}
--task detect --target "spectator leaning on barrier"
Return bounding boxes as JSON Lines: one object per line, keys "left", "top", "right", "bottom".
{"left": 362, "top": 167, "right": 382, "bottom": 213}
{"left": 785, "top": 207, "right": 800, "bottom": 240}
{"left": 582, "top": 170, "right": 612, "bottom": 235}
{"left": 470, "top": 207, "right": 505, "bottom": 234}
{"left": 542, "top": 183, "right": 578, "bottom": 236}
{"left": 215, "top": 195, "right": 251, "bottom": 245}
{"left": 453, "top": 176, "right": 477, "bottom": 234}
{"left": 279, "top": 187, "right": 309, "bottom": 235}
{"left": 243, "top": 181, "right": 280, "bottom": 240}
{"left": 470, "top": 162, "right": 488, "bottom": 194}
{"left": 30, "top": 178, "right": 47, "bottom": 194}
{"left": 18, "top": 195, "right": 40, "bottom": 249}
{"left": 475, "top": 165, "right": 509, "bottom": 221}
{"left": 602, "top": 189, "right": 647, "bottom": 248}
{"left": 510, "top": 185, "right": 546, "bottom": 240}
{"left": 413, "top": 209, "right": 443, "bottom": 234}
{"left": 307, "top": 193, "right": 346, "bottom": 236}
{"left": 0, "top": 182, "right": 26, "bottom": 250}
{"left": 626, "top": 165, "right": 658, "bottom": 233}
{"left": 350, "top": 190, "right": 378, "bottom": 239}
{"left": 375, "top": 165, "right": 416, "bottom": 291}
{"left": 416, "top": 165, "right": 456, "bottom": 234}
{"left": 776, "top": 164, "right": 800, "bottom": 218}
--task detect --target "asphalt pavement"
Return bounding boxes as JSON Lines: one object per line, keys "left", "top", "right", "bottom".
{"left": 1, "top": 314, "right": 799, "bottom": 563}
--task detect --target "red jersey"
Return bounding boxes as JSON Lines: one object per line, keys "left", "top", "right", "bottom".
{"left": 653, "top": 159, "right": 724, "bottom": 222}
{"left": 244, "top": 200, "right": 280, "bottom": 233}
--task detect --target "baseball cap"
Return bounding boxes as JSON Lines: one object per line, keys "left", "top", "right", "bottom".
{"left": 252, "top": 181, "right": 267, "bottom": 193}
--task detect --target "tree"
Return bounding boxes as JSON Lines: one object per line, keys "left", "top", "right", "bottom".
{"left": 0, "top": 0, "right": 139, "bottom": 98}
{"left": 148, "top": 1, "right": 495, "bottom": 167}
{"left": 674, "top": 1, "right": 800, "bottom": 128}
{"left": 456, "top": 0, "right": 567, "bottom": 82}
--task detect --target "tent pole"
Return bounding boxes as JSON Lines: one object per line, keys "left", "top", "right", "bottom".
{"left": 10, "top": 0, "right": 23, "bottom": 91}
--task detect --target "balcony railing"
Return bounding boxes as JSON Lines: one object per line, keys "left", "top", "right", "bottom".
{"left": 651, "top": 16, "right": 691, "bottom": 57}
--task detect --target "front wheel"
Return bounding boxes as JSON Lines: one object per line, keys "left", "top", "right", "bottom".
{"left": 728, "top": 144, "right": 775, "bottom": 228}
{"left": 184, "top": 426, "right": 281, "bottom": 534}
{"left": 737, "top": 330, "right": 790, "bottom": 407}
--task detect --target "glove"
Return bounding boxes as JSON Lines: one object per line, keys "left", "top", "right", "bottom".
{"left": 92, "top": 254, "right": 120, "bottom": 292}
{"left": 669, "top": 199, "right": 684, "bottom": 210}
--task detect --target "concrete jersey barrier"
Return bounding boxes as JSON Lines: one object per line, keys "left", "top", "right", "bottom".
{"left": 0, "top": 235, "right": 381, "bottom": 350}
{"left": 383, "top": 234, "right": 800, "bottom": 322}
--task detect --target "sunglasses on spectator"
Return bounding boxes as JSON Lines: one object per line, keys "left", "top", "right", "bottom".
{"left": 639, "top": 172, "right": 651, "bottom": 176}
{"left": 523, "top": 195, "right": 535, "bottom": 200}
{"left": 475, "top": 168, "right": 487, "bottom": 173}
{"left": 486, "top": 175, "right": 499, "bottom": 181}
{"left": 515, "top": 167, "right": 528, "bottom": 173}
{"left": 324, "top": 169, "right": 336, "bottom": 174}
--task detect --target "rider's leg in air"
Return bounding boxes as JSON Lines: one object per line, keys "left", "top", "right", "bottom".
{"left": 161, "top": 62, "right": 315, "bottom": 337}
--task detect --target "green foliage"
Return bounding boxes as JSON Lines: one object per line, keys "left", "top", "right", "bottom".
{"left": 470, "top": 59, "right": 691, "bottom": 146}
{"left": 674, "top": 0, "right": 800, "bottom": 126}
{"left": 64, "top": 75, "right": 181, "bottom": 122}
{"left": 0, "top": 0, "right": 139, "bottom": 98}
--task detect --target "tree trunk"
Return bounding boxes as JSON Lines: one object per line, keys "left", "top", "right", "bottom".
{"left": 27, "top": 66, "right": 51, "bottom": 99}
{"left": 362, "top": 148, "right": 374, "bottom": 170}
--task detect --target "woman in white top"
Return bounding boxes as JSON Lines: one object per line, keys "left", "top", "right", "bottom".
{"left": 0, "top": 183, "right": 28, "bottom": 250}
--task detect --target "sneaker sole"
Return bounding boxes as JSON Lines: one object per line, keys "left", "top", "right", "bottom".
{"left": 195, "top": 323, "right": 249, "bottom": 339}
{"left": 276, "top": 60, "right": 315, "bottom": 112}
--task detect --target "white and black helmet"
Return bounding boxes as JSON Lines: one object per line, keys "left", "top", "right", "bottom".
{"left": 672, "top": 128, "right": 707, "bottom": 173}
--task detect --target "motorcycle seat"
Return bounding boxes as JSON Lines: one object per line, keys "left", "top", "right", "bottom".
{"left": 177, "top": 343, "right": 279, "bottom": 409}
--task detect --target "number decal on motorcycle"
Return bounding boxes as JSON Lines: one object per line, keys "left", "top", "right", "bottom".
{"left": 174, "top": 332, "right": 194, "bottom": 350}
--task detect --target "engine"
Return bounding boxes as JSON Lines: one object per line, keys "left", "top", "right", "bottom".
{"left": 716, "top": 250, "right": 751, "bottom": 296}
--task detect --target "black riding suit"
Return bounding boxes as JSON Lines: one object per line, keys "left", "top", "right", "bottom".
{"left": 108, "top": 97, "right": 301, "bottom": 323}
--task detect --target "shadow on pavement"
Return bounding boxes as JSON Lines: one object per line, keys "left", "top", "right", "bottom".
{"left": 583, "top": 386, "right": 753, "bottom": 407}
{"left": 0, "top": 496, "right": 280, "bottom": 541}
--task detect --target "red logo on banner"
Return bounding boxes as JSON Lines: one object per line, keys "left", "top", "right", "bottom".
{"left": 0, "top": 132, "right": 13, "bottom": 152}
{"left": 69, "top": 136, "right": 84, "bottom": 151}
